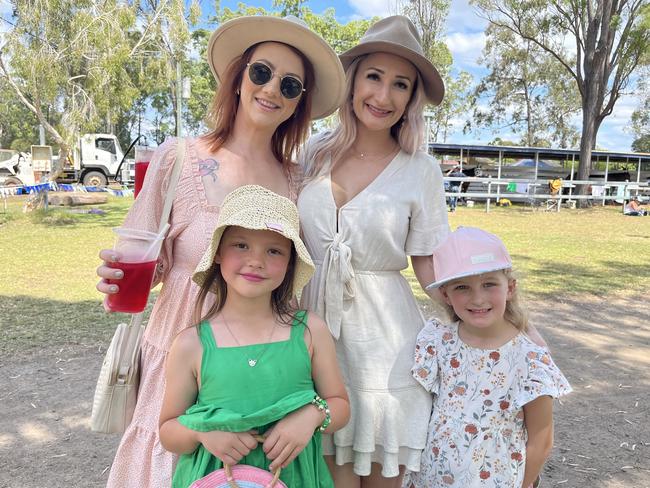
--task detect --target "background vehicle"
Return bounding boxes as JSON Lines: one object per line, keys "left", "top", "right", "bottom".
{"left": 59, "top": 133, "right": 134, "bottom": 187}
{"left": 0, "top": 134, "right": 134, "bottom": 188}
{"left": 0, "top": 149, "right": 36, "bottom": 187}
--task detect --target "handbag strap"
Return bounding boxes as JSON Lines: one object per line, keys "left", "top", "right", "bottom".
{"left": 158, "top": 137, "right": 185, "bottom": 234}
{"left": 129, "top": 138, "right": 186, "bottom": 330}
{"left": 224, "top": 435, "right": 282, "bottom": 488}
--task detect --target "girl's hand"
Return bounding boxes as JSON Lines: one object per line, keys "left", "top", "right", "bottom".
{"left": 197, "top": 430, "right": 260, "bottom": 466}
{"left": 96, "top": 249, "right": 123, "bottom": 309}
{"left": 263, "top": 405, "right": 323, "bottom": 471}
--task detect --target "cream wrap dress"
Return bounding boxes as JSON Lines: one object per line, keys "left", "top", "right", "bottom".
{"left": 298, "top": 145, "right": 449, "bottom": 477}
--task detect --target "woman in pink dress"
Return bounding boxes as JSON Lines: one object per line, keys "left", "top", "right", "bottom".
{"left": 94, "top": 16, "right": 345, "bottom": 487}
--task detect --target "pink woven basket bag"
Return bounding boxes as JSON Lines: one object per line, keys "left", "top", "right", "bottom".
{"left": 189, "top": 464, "right": 286, "bottom": 488}
{"left": 189, "top": 436, "right": 286, "bottom": 488}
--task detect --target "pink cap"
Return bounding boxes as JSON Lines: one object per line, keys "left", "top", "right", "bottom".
{"left": 426, "top": 227, "right": 512, "bottom": 289}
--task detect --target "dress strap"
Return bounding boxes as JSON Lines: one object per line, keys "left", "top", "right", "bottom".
{"left": 197, "top": 321, "right": 217, "bottom": 350}
{"left": 289, "top": 310, "right": 308, "bottom": 339}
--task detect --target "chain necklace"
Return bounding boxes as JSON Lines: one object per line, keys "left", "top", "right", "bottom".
{"left": 221, "top": 314, "right": 276, "bottom": 367}
{"left": 352, "top": 142, "right": 399, "bottom": 160}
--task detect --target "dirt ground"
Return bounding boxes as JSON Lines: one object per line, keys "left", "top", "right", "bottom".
{"left": 1, "top": 294, "right": 649, "bottom": 488}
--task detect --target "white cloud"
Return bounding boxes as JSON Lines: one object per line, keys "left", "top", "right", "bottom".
{"left": 347, "top": 0, "right": 393, "bottom": 18}
{"left": 596, "top": 93, "right": 639, "bottom": 151}
{"left": 446, "top": 31, "right": 485, "bottom": 70}
{"left": 448, "top": 0, "right": 487, "bottom": 35}
{"left": 0, "top": 0, "right": 14, "bottom": 36}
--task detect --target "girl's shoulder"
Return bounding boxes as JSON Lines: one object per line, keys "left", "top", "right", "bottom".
{"left": 418, "top": 318, "right": 457, "bottom": 342}
{"left": 300, "top": 309, "right": 329, "bottom": 338}
{"left": 295, "top": 309, "right": 333, "bottom": 356}
{"left": 510, "top": 334, "right": 573, "bottom": 406}
{"left": 168, "top": 324, "right": 203, "bottom": 361}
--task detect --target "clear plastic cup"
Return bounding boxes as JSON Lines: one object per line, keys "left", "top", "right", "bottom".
{"left": 106, "top": 227, "right": 165, "bottom": 313}
{"left": 134, "top": 146, "right": 155, "bottom": 198}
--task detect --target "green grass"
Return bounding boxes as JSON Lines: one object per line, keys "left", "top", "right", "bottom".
{"left": 0, "top": 195, "right": 156, "bottom": 355}
{"left": 401, "top": 203, "right": 650, "bottom": 302}
{"left": 1, "top": 195, "right": 648, "bottom": 354}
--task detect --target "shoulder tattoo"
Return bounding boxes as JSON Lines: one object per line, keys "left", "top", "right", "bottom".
{"left": 198, "top": 158, "right": 220, "bottom": 183}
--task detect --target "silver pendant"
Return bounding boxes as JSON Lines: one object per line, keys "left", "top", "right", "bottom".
{"left": 248, "top": 359, "right": 257, "bottom": 367}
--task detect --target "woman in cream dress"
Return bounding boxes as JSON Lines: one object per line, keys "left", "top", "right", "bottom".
{"left": 298, "top": 16, "right": 449, "bottom": 488}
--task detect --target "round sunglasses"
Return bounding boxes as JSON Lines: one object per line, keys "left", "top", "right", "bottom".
{"left": 246, "top": 62, "right": 306, "bottom": 100}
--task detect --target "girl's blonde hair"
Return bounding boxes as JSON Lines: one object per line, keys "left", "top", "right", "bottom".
{"left": 441, "top": 269, "right": 529, "bottom": 332}
{"left": 191, "top": 235, "right": 298, "bottom": 327}
{"left": 302, "top": 54, "right": 427, "bottom": 180}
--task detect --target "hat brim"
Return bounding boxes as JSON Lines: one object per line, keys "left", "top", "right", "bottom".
{"left": 193, "top": 223, "right": 315, "bottom": 299}
{"left": 207, "top": 16, "right": 346, "bottom": 120}
{"left": 340, "top": 41, "right": 444, "bottom": 105}
{"left": 425, "top": 264, "right": 511, "bottom": 290}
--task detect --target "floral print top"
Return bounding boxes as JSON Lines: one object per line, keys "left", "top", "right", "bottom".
{"left": 407, "top": 319, "right": 572, "bottom": 488}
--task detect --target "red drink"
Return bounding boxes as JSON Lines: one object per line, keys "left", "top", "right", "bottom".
{"left": 106, "top": 260, "right": 157, "bottom": 313}
{"left": 134, "top": 161, "right": 150, "bottom": 198}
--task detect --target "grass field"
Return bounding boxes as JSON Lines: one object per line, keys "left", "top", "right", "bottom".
{"left": 1, "top": 194, "right": 648, "bottom": 355}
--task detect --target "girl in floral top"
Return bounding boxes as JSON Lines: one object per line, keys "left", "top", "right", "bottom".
{"left": 406, "top": 227, "right": 571, "bottom": 488}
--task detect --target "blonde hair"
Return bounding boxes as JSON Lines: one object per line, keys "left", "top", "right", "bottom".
{"left": 302, "top": 54, "right": 427, "bottom": 180}
{"left": 440, "top": 269, "right": 529, "bottom": 332}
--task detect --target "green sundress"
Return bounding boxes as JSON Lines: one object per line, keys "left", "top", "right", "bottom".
{"left": 172, "top": 311, "right": 333, "bottom": 488}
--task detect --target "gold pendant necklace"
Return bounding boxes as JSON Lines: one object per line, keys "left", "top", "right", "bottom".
{"left": 353, "top": 143, "right": 398, "bottom": 160}
{"left": 221, "top": 314, "right": 276, "bottom": 367}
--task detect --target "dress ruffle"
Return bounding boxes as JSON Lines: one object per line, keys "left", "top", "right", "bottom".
{"left": 179, "top": 389, "right": 317, "bottom": 432}
{"left": 323, "top": 385, "right": 431, "bottom": 477}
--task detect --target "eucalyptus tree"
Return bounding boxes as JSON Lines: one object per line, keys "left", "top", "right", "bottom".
{"left": 0, "top": 79, "right": 40, "bottom": 151}
{"left": 0, "top": 0, "right": 139, "bottom": 175}
{"left": 470, "top": 24, "right": 580, "bottom": 148}
{"left": 630, "top": 71, "right": 650, "bottom": 151}
{"left": 471, "top": 0, "right": 650, "bottom": 202}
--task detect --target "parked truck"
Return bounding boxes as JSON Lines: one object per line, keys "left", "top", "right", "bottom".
{"left": 0, "top": 133, "right": 134, "bottom": 188}
{"left": 0, "top": 148, "right": 36, "bottom": 187}
{"left": 60, "top": 133, "right": 134, "bottom": 187}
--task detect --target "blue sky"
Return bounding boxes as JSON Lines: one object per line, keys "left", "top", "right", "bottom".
{"left": 204, "top": 0, "right": 640, "bottom": 152}
{"left": 0, "top": 0, "right": 640, "bottom": 151}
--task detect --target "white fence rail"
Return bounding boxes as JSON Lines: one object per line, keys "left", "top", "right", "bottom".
{"left": 444, "top": 176, "right": 650, "bottom": 213}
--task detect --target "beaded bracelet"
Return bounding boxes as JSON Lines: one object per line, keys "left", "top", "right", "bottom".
{"left": 310, "top": 394, "right": 331, "bottom": 432}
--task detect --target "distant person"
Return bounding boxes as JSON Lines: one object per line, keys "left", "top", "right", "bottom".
{"left": 446, "top": 165, "right": 466, "bottom": 212}
{"left": 624, "top": 197, "right": 647, "bottom": 216}
{"left": 159, "top": 186, "right": 349, "bottom": 487}
{"left": 405, "top": 227, "right": 571, "bottom": 488}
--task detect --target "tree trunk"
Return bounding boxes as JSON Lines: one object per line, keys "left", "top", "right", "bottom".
{"left": 577, "top": 90, "right": 600, "bottom": 207}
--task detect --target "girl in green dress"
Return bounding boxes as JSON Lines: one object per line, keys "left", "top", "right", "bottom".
{"left": 159, "top": 185, "right": 350, "bottom": 487}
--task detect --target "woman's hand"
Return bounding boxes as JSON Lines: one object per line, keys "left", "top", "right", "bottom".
{"left": 197, "top": 430, "right": 260, "bottom": 466}
{"left": 263, "top": 405, "right": 323, "bottom": 471}
{"left": 96, "top": 249, "right": 123, "bottom": 310}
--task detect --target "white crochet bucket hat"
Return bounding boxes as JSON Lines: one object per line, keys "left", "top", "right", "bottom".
{"left": 193, "top": 185, "right": 314, "bottom": 298}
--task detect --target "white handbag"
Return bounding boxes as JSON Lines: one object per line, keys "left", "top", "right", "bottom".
{"left": 90, "top": 138, "right": 185, "bottom": 434}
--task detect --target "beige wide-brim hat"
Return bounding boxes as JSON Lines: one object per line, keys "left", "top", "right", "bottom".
{"left": 339, "top": 15, "right": 445, "bottom": 105}
{"left": 207, "top": 15, "right": 346, "bottom": 120}
{"left": 193, "top": 185, "right": 315, "bottom": 298}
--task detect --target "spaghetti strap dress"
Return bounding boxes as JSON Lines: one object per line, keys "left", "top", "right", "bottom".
{"left": 172, "top": 311, "right": 334, "bottom": 488}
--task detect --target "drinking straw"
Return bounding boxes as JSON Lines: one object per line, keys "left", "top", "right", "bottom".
{"left": 143, "top": 222, "right": 170, "bottom": 261}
